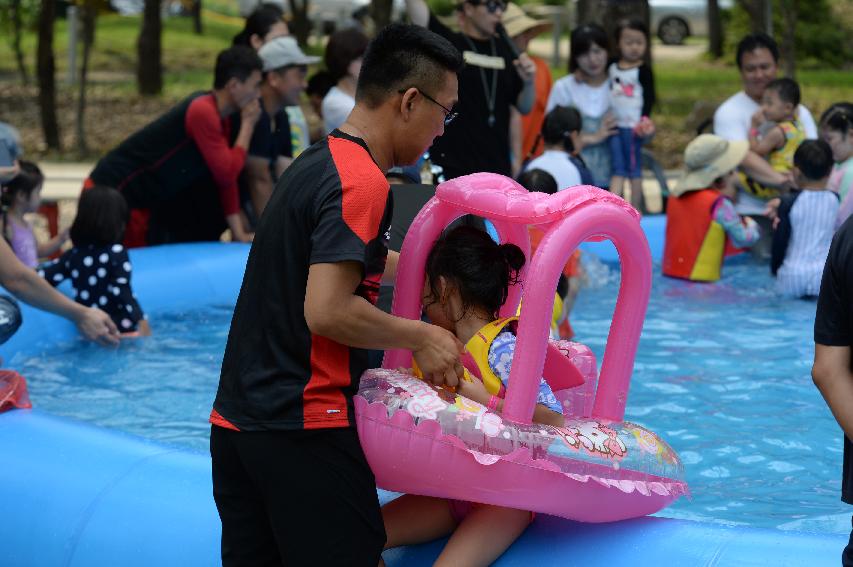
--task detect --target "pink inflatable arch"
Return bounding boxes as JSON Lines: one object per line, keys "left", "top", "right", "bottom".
{"left": 355, "top": 173, "right": 687, "bottom": 522}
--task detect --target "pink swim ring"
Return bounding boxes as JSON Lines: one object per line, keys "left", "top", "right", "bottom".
{"left": 354, "top": 173, "right": 688, "bottom": 522}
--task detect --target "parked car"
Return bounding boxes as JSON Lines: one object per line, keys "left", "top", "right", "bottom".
{"left": 650, "top": 0, "right": 733, "bottom": 45}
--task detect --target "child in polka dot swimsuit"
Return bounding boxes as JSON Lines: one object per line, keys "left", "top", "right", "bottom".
{"left": 38, "top": 186, "right": 150, "bottom": 336}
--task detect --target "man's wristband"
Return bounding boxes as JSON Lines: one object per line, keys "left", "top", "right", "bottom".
{"left": 487, "top": 395, "right": 500, "bottom": 412}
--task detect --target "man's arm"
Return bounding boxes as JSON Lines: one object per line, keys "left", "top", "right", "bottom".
{"left": 245, "top": 157, "right": 275, "bottom": 218}
{"left": 513, "top": 53, "right": 536, "bottom": 115}
{"left": 509, "top": 108, "right": 523, "bottom": 176}
{"left": 305, "top": 261, "right": 463, "bottom": 386}
{"left": 0, "top": 239, "right": 119, "bottom": 345}
{"left": 813, "top": 344, "right": 853, "bottom": 440}
{"left": 740, "top": 150, "right": 789, "bottom": 187}
{"left": 274, "top": 155, "right": 292, "bottom": 179}
{"left": 404, "top": 0, "right": 429, "bottom": 27}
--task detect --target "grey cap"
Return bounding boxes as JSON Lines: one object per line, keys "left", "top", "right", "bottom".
{"left": 258, "top": 36, "right": 320, "bottom": 72}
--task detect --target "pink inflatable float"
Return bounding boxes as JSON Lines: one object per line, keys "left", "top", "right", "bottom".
{"left": 355, "top": 173, "right": 688, "bottom": 522}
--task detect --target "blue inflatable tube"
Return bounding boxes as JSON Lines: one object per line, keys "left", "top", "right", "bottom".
{"left": 0, "top": 234, "right": 847, "bottom": 566}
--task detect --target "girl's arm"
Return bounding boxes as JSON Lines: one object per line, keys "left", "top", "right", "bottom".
{"left": 37, "top": 227, "right": 69, "bottom": 258}
{"left": 713, "top": 197, "right": 761, "bottom": 248}
{"left": 108, "top": 247, "right": 147, "bottom": 333}
{"left": 458, "top": 377, "right": 564, "bottom": 426}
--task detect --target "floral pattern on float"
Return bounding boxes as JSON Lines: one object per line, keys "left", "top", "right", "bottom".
{"left": 360, "top": 369, "right": 684, "bottom": 481}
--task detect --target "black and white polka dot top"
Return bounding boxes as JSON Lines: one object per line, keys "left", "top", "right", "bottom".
{"left": 38, "top": 244, "right": 145, "bottom": 332}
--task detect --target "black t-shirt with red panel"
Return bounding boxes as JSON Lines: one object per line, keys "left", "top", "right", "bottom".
{"left": 211, "top": 130, "right": 392, "bottom": 431}
{"left": 814, "top": 215, "right": 853, "bottom": 504}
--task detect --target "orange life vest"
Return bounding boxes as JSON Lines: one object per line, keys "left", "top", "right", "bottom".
{"left": 663, "top": 189, "right": 727, "bottom": 282}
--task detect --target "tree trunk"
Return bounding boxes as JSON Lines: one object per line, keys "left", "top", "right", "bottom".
{"left": 708, "top": 0, "right": 723, "bottom": 59}
{"left": 736, "top": 0, "right": 770, "bottom": 34}
{"left": 137, "top": 0, "right": 163, "bottom": 96}
{"left": 192, "top": 0, "right": 203, "bottom": 34}
{"left": 370, "top": 0, "right": 393, "bottom": 31}
{"left": 779, "top": 0, "right": 796, "bottom": 78}
{"left": 11, "top": 0, "right": 29, "bottom": 85}
{"left": 37, "top": 0, "right": 60, "bottom": 150}
{"left": 288, "top": 0, "right": 311, "bottom": 47}
{"left": 75, "top": 0, "right": 97, "bottom": 156}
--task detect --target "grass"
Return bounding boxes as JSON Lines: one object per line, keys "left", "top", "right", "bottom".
{"left": 1, "top": 13, "right": 851, "bottom": 165}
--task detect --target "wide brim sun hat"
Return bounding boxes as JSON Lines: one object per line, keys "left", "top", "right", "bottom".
{"left": 672, "top": 134, "right": 749, "bottom": 197}
{"left": 502, "top": 3, "right": 552, "bottom": 39}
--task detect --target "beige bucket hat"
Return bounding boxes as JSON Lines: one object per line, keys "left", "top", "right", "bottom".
{"left": 672, "top": 134, "right": 749, "bottom": 197}
{"left": 502, "top": 3, "right": 552, "bottom": 38}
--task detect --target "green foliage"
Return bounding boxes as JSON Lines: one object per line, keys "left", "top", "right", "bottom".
{"left": 0, "top": 0, "right": 41, "bottom": 38}
{"left": 427, "top": 0, "right": 455, "bottom": 17}
{"left": 727, "top": 0, "right": 853, "bottom": 68}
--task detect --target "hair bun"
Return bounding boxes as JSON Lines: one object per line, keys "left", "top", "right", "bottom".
{"left": 499, "top": 242, "right": 526, "bottom": 273}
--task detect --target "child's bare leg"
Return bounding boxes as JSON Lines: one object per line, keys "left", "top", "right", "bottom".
{"left": 434, "top": 505, "right": 530, "bottom": 567}
{"left": 610, "top": 175, "right": 625, "bottom": 197}
{"left": 382, "top": 494, "right": 456, "bottom": 550}
{"left": 630, "top": 177, "right": 645, "bottom": 212}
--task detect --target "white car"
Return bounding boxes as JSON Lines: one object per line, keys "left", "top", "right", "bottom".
{"left": 650, "top": 0, "right": 733, "bottom": 45}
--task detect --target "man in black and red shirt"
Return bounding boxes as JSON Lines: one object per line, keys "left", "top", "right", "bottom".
{"left": 85, "top": 46, "right": 262, "bottom": 247}
{"left": 814, "top": 215, "right": 853, "bottom": 565}
{"left": 210, "top": 24, "right": 465, "bottom": 566}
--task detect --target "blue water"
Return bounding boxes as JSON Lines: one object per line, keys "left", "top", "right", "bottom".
{"left": 10, "top": 255, "right": 850, "bottom": 534}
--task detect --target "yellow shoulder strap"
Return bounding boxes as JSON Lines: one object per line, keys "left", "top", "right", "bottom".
{"left": 464, "top": 317, "right": 518, "bottom": 395}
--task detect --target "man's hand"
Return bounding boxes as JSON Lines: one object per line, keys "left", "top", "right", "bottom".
{"left": 411, "top": 323, "right": 464, "bottom": 388}
{"left": 241, "top": 99, "right": 262, "bottom": 127}
{"left": 74, "top": 306, "right": 120, "bottom": 346}
{"left": 513, "top": 52, "right": 536, "bottom": 84}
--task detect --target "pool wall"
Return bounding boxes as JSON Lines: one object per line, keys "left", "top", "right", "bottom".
{"left": 0, "top": 231, "right": 847, "bottom": 566}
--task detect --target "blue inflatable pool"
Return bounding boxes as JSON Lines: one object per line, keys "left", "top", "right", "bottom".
{"left": 0, "top": 224, "right": 846, "bottom": 566}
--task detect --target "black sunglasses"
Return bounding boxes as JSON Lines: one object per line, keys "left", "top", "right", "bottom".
{"left": 467, "top": 0, "right": 506, "bottom": 13}
{"left": 398, "top": 88, "right": 459, "bottom": 126}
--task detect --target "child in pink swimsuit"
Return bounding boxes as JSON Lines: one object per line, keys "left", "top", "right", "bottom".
{"left": 1, "top": 161, "right": 67, "bottom": 267}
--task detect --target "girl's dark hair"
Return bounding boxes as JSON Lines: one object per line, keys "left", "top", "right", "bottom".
{"left": 70, "top": 185, "right": 129, "bottom": 247}
{"left": 820, "top": 102, "right": 853, "bottom": 136}
{"left": 232, "top": 4, "right": 284, "bottom": 47}
{"left": 324, "top": 28, "right": 369, "bottom": 83}
{"left": 542, "top": 105, "right": 582, "bottom": 148}
{"left": 307, "top": 69, "right": 335, "bottom": 99}
{"left": 614, "top": 18, "right": 648, "bottom": 50}
{"left": 517, "top": 168, "right": 558, "bottom": 195}
{"left": 425, "top": 226, "right": 525, "bottom": 320}
{"left": 0, "top": 161, "right": 44, "bottom": 208}
{"left": 569, "top": 23, "right": 609, "bottom": 73}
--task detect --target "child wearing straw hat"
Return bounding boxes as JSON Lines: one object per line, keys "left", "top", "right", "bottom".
{"left": 663, "top": 134, "right": 761, "bottom": 282}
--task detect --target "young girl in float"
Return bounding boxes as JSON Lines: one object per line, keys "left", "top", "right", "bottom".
{"left": 546, "top": 24, "right": 616, "bottom": 189}
{"left": 607, "top": 19, "right": 656, "bottom": 211}
{"left": 820, "top": 102, "right": 853, "bottom": 228}
{"left": 382, "top": 226, "right": 564, "bottom": 566}
{"left": 771, "top": 140, "right": 839, "bottom": 298}
{"left": 38, "top": 185, "right": 150, "bottom": 336}
{"left": 1, "top": 161, "right": 69, "bottom": 268}
{"left": 662, "top": 134, "right": 761, "bottom": 282}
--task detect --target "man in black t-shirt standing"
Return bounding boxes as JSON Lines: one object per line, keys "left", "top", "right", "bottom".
{"left": 814, "top": 216, "right": 853, "bottom": 565}
{"left": 210, "top": 25, "right": 465, "bottom": 566}
{"left": 406, "top": 0, "right": 536, "bottom": 180}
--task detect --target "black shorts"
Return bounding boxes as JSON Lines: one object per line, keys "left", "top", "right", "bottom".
{"left": 210, "top": 425, "right": 386, "bottom": 567}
